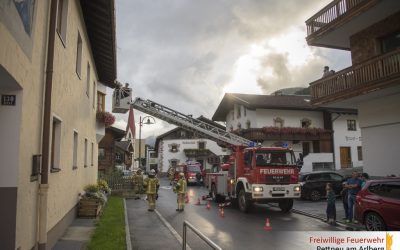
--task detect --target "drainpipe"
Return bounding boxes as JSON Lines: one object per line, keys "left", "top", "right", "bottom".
{"left": 38, "top": 0, "right": 57, "bottom": 249}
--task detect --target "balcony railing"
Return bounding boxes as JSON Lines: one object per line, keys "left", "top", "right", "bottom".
{"left": 234, "top": 127, "right": 332, "bottom": 141}
{"left": 306, "top": 0, "right": 365, "bottom": 37}
{"left": 310, "top": 48, "right": 400, "bottom": 104}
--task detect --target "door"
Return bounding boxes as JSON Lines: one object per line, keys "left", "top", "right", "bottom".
{"left": 340, "top": 147, "right": 352, "bottom": 169}
{"left": 302, "top": 142, "right": 310, "bottom": 156}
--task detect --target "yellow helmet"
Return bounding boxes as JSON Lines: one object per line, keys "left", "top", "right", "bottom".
{"left": 179, "top": 172, "right": 185, "bottom": 177}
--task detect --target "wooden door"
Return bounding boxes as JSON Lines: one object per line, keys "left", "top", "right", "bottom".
{"left": 340, "top": 147, "right": 352, "bottom": 168}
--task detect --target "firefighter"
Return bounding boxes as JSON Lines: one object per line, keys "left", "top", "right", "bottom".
{"left": 174, "top": 172, "right": 187, "bottom": 212}
{"left": 168, "top": 166, "right": 175, "bottom": 185}
{"left": 143, "top": 169, "right": 159, "bottom": 211}
{"left": 132, "top": 169, "right": 143, "bottom": 199}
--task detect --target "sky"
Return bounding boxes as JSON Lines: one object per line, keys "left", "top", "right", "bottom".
{"left": 106, "top": 0, "right": 352, "bottom": 142}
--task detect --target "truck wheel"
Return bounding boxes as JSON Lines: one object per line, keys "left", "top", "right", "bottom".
{"left": 278, "top": 199, "right": 293, "bottom": 213}
{"left": 238, "top": 189, "right": 251, "bottom": 213}
{"left": 211, "top": 184, "right": 224, "bottom": 203}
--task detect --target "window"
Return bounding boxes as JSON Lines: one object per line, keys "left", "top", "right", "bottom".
{"left": 301, "top": 118, "right": 311, "bottom": 128}
{"left": 76, "top": 32, "right": 82, "bottom": 78}
{"left": 274, "top": 117, "right": 284, "bottom": 128}
{"left": 51, "top": 117, "right": 62, "bottom": 171}
{"left": 246, "top": 120, "right": 251, "bottom": 129}
{"left": 381, "top": 31, "right": 400, "bottom": 53}
{"left": 171, "top": 144, "right": 178, "bottom": 152}
{"left": 198, "top": 141, "right": 205, "bottom": 150}
{"left": 357, "top": 146, "right": 363, "bottom": 161}
{"left": 236, "top": 105, "right": 241, "bottom": 118}
{"left": 73, "top": 131, "right": 78, "bottom": 169}
{"left": 56, "top": 0, "right": 68, "bottom": 44}
{"left": 98, "top": 148, "right": 105, "bottom": 160}
{"left": 244, "top": 107, "right": 246, "bottom": 117}
{"left": 91, "top": 142, "right": 94, "bottom": 166}
{"left": 92, "top": 81, "right": 96, "bottom": 108}
{"left": 329, "top": 173, "right": 343, "bottom": 181}
{"left": 97, "top": 92, "right": 105, "bottom": 112}
{"left": 150, "top": 152, "right": 157, "bottom": 158}
{"left": 237, "top": 122, "right": 241, "bottom": 129}
{"left": 86, "top": 63, "right": 90, "bottom": 97}
{"left": 347, "top": 120, "right": 357, "bottom": 131}
{"left": 170, "top": 159, "right": 178, "bottom": 168}
{"left": 84, "top": 138, "right": 88, "bottom": 167}
{"left": 369, "top": 182, "right": 400, "bottom": 200}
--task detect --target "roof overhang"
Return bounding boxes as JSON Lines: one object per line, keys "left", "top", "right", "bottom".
{"left": 80, "top": 0, "right": 117, "bottom": 88}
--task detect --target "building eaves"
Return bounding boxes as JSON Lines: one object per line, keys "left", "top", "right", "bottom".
{"left": 80, "top": 0, "right": 117, "bottom": 88}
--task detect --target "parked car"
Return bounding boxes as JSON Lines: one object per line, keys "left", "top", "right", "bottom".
{"left": 355, "top": 178, "right": 400, "bottom": 231}
{"left": 299, "top": 171, "right": 344, "bottom": 201}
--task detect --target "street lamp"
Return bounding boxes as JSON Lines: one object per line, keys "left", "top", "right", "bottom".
{"left": 138, "top": 116, "right": 156, "bottom": 171}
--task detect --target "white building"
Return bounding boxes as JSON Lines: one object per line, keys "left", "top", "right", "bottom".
{"left": 155, "top": 117, "right": 228, "bottom": 173}
{"left": 306, "top": 0, "right": 400, "bottom": 177}
{"left": 212, "top": 93, "right": 362, "bottom": 172}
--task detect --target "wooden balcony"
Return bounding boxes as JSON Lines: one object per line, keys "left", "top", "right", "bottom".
{"left": 310, "top": 48, "right": 400, "bottom": 105}
{"left": 234, "top": 127, "right": 332, "bottom": 142}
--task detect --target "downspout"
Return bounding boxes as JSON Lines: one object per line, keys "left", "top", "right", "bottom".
{"left": 38, "top": 0, "right": 57, "bottom": 249}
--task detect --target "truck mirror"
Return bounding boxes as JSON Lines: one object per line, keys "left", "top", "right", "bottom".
{"left": 299, "top": 153, "right": 303, "bottom": 161}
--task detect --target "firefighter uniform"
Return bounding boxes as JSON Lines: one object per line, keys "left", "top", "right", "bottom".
{"left": 168, "top": 166, "right": 175, "bottom": 185}
{"left": 143, "top": 170, "right": 159, "bottom": 211}
{"left": 174, "top": 173, "right": 187, "bottom": 212}
{"left": 132, "top": 169, "right": 144, "bottom": 196}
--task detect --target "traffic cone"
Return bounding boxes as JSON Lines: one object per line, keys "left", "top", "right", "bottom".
{"left": 185, "top": 194, "right": 189, "bottom": 204}
{"left": 219, "top": 207, "right": 225, "bottom": 218}
{"left": 206, "top": 201, "right": 211, "bottom": 210}
{"left": 196, "top": 197, "right": 201, "bottom": 205}
{"left": 264, "top": 218, "right": 272, "bottom": 231}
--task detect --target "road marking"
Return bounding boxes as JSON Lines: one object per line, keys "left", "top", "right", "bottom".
{"left": 155, "top": 209, "right": 192, "bottom": 250}
{"left": 160, "top": 186, "right": 172, "bottom": 190}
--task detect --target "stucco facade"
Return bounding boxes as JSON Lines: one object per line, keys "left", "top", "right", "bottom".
{"left": 0, "top": 1, "right": 116, "bottom": 249}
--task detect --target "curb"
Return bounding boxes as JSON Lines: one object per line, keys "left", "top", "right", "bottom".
{"left": 290, "top": 208, "right": 362, "bottom": 231}
{"left": 124, "top": 198, "right": 132, "bottom": 250}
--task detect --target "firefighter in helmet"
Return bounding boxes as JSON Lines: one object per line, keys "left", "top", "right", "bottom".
{"left": 173, "top": 172, "right": 187, "bottom": 212}
{"left": 132, "top": 169, "right": 144, "bottom": 199}
{"left": 167, "top": 166, "right": 175, "bottom": 185}
{"left": 143, "top": 169, "right": 159, "bottom": 211}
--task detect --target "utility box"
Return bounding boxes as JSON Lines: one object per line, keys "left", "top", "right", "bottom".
{"left": 112, "top": 87, "right": 132, "bottom": 113}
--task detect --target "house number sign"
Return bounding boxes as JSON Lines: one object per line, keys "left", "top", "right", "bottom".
{"left": 1, "top": 95, "right": 16, "bottom": 106}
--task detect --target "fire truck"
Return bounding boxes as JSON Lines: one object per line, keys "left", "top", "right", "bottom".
{"left": 114, "top": 93, "right": 303, "bottom": 213}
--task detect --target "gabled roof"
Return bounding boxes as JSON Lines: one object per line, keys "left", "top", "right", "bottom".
{"left": 115, "top": 141, "right": 131, "bottom": 152}
{"left": 106, "top": 126, "right": 125, "bottom": 140}
{"left": 80, "top": 0, "right": 117, "bottom": 88}
{"left": 126, "top": 108, "right": 136, "bottom": 137}
{"left": 212, "top": 93, "right": 357, "bottom": 121}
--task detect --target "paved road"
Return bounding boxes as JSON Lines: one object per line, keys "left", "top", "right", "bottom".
{"left": 154, "top": 178, "right": 344, "bottom": 250}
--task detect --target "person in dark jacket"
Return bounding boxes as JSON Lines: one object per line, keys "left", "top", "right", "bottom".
{"left": 340, "top": 179, "right": 349, "bottom": 220}
{"left": 326, "top": 183, "right": 336, "bottom": 225}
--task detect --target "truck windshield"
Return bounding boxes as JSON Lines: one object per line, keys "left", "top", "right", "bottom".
{"left": 187, "top": 165, "right": 201, "bottom": 172}
{"left": 255, "top": 151, "right": 295, "bottom": 166}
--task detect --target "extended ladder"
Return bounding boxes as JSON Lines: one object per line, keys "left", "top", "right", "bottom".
{"left": 131, "top": 98, "right": 252, "bottom": 146}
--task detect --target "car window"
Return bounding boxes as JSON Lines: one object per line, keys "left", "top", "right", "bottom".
{"left": 321, "top": 173, "right": 332, "bottom": 180}
{"left": 307, "top": 174, "right": 322, "bottom": 181}
{"left": 369, "top": 182, "right": 400, "bottom": 200}
{"left": 187, "top": 165, "right": 201, "bottom": 172}
{"left": 329, "top": 173, "right": 343, "bottom": 181}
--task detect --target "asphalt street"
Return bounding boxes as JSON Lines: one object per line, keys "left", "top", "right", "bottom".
{"left": 151, "top": 178, "right": 344, "bottom": 250}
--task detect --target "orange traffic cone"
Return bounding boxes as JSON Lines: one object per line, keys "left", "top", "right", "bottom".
{"left": 264, "top": 218, "right": 272, "bottom": 231}
{"left": 219, "top": 207, "right": 225, "bottom": 218}
{"left": 196, "top": 198, "right": 201, "bottom": 205}
{"left": 185, "top": 194, "right": 189, "bottom": 204}
{"left": 206, "top": 201, "right": 211, "bottom": 210}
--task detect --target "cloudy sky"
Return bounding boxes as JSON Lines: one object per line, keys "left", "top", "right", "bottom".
{"left": 107, "top": 0, "right": 351, "bottom": 141}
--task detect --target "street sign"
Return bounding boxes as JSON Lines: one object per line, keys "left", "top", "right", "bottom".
{"left": 1, "top": 95, "right": 16, "bottom": 106}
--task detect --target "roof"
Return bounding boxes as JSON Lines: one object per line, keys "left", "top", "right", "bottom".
{"left": 212, "top": 93, "right": 357, "bottom": 121}
{"left": 106, "top": 126, "right": 125, "bottom": 140}
{"left": 115, "top": 141, "right": 131, "bottom": 152}
{"left": 126, "top": 108, "right": 136, "bottom": 137}
{"left": 80, "top": 0, "right": 117, "bottom": 88}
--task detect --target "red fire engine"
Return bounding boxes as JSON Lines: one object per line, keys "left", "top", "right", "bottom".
{"left": 115, "top": 95, "right": 303, "bottom": 213}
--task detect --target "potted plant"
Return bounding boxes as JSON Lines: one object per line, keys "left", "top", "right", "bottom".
{"left": 96, "top": 111, "right": 116, "bottom": 127}
{"left": 78, "top": 184, "right": 107, "bottom": 218}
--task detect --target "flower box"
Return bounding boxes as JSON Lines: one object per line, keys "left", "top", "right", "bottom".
{"left": 78, "top": 198, "right": 103, "bottom": 218}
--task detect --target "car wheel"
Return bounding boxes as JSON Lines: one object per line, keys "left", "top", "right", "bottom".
{"left": 238, "top": 189, "right": 251, "bottom": 213}
{"left": 310, "top": 190, "right": 321, "bottom": 201}
{"left": 365, "top": 212, "right": 386, "bottom": 231}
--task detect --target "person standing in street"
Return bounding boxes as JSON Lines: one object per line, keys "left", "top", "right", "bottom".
{"left": 132, "top": 169, "right": 144, "bottom": 199}
{"left": 326, "top": 183, "right": 336, "bottom": 225}
{"left": 168, "top": 166, "right": 175, "bottom": 185}
{"left": 174, "top": 172, "right": 187, "bottom": 212}
{"left": 340, "top": 179, "right": 349, "bottom": 221}
{"left": 143, "top": 169, "right": 159, "bottom": 212}
{"left": 360, "top": 172, "right": 369, "bottom": 188}
{"left": 345, "top": 171, "right": 362, "bottom": 223}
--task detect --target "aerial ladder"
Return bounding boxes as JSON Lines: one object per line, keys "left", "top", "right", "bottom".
{"left": 130, "top": 97, "right": 253, "bottom": 147}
